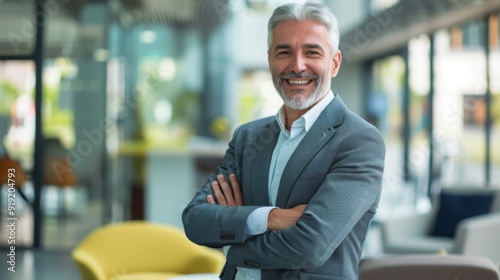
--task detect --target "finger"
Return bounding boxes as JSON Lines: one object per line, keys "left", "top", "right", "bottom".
{"left": 229, "top": 174, "right": 243, "bottom": 206}
{"left": 211, "top": 180, "right": 227, "bottom": 205}
{"left": 207, "top": 194, "right": 215, "bottom": 204}
{"left": 217, "top": 174, "right": 235, "bottom": 206}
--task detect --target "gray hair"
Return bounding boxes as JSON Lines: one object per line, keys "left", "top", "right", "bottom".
{"left": 267, "top": 2, "right": 340, "bottom": 53}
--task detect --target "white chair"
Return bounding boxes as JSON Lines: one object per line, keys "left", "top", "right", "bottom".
{"left": 379, "top": 186, "right": 500, "bottom": 264}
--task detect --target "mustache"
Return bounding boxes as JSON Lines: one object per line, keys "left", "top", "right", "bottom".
{"left": 280, "top": 72, "right": 318, "bottom": 80}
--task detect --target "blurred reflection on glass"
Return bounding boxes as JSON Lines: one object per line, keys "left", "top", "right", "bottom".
{"left": 491, "top": 14, "right": 500, "bottom": 184}
{"left": 434, "top": 21, "right": 487, "bottom": 185}
{"left": 0, "top": 61, "right": 35, "bottom": 169}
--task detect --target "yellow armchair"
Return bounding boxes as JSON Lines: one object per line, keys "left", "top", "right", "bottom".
{"left": 71, "top": 221, "right": 225, "bottom": 280}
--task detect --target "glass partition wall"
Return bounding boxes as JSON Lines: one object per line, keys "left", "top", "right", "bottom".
{"left": 0, "top": 0, "right": 110, "bottom": 250}
{"left": 369, "top": 13, "right": 500, "bottom": 217}
{"left": 490, "top": 14, "right": 500, "bottom": 184}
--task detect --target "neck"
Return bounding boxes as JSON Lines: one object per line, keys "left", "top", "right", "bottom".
{"left": 283, "top": 106, "right": 308, "bottom": 131}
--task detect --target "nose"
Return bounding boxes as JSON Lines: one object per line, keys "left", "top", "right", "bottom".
{"left": 290, "top": 53, "right": 307, "bottom": 73}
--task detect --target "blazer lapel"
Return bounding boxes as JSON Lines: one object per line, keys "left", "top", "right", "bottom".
{"left": 248, "top": 121, "right": 280, "bottom": 206}
{"left": 275, "top": 95, "right": 347, "bottom": 208}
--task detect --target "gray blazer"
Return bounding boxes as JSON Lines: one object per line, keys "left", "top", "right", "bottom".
{"left": 182, "top": 94, "right": 386, "bottom": 280}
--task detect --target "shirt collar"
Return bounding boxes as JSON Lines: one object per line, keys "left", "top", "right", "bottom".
{"left": 276, "top": 90, "right": 334, "bottom": 136}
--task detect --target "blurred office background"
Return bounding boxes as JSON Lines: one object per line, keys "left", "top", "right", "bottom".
{"left": 0, "top": 0, "right": 499, "bottom": 279}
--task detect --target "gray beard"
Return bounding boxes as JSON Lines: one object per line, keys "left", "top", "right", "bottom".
{"left": 277, "top": 79, "right": 330, "bottom": 110}
{"left": 274, "top": 61, "right": 333, "bottom": 110}
{"left": 281, "top": 89, "right": 318, "bottom": 110}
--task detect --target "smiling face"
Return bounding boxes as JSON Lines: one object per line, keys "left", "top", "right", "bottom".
{"left": 268, "top": 20, "right": 342, "bottom": 111}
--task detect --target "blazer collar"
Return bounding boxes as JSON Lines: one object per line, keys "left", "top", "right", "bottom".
{"left": 247, "top": 94, "right": 347, "bottom": 207}
{"left": 275, "top": 93, "right": 347, "bottom": 207}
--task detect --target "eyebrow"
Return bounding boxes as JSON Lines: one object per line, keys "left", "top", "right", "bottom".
{"left": 273, "top": 43, "right": 325, "bottom": 52}
{"left": 303, "top": 44, "right": 324, "bottom": 52}
{"left": 274, "top": 44, "right": 292, "bottom": 51}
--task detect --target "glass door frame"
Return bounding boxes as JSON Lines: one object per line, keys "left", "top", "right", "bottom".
{"left": 0, "top": 0, "right": 46, "bottom": 248}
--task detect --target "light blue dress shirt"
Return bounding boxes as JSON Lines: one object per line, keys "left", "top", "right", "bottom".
{"left": 231, "top": 91, "right": 334, "bottom": 280}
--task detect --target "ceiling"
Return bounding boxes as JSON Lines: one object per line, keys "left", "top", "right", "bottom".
{"left": 0, "top": 0, "right": 231, "bottom": 58}
{"left": 1, "top": 0, "right": 499, "bottom": 60}
{"left": 114, "top": 0, "right": 232, "bottom": 28}
{"left": 340, "top": 0, "right": 500, "bottom": 62}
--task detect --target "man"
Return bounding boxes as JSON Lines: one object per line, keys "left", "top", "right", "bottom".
{"left": 182, "top": 2, "right": 385, "bottom": 279}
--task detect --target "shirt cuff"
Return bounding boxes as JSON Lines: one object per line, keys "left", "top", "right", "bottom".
{"left": 245, "top": 206, "right": 277, "bottom": 238}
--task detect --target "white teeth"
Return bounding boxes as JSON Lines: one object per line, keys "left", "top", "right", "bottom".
{"left": 288, "top": 80, "right": 310, "bottom": 85}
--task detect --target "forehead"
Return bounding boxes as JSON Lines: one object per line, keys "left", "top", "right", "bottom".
{"left": 270, "top": 20, "right": 330, "bottom": 49}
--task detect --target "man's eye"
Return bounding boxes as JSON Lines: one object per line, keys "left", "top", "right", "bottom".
{"left": 276, "top": 51, "right": 291, "bottom": 56}
{"left": 307, "top": 51, "right": 320, "bottom": 55}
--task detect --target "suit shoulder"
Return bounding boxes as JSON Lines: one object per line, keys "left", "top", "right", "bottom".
{"left": 236, "top": 116, "right": 276, "bottom": 133}
{"left": 343, "top": 110, "right": 378, "bottom": 132}
{"left": 341, "top": 110, "right": 384, "bottom": 143}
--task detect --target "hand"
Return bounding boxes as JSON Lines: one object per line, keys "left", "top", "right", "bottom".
{"left": 267, "top": 204, "right": 307, "bottom": 231}
{"left": 207, "top": 174, "right": 243, "bottom": 206}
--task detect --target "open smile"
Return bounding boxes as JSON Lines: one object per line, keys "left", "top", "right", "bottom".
{"left": 283, "top": 79, "right": 314, "bottom": 86}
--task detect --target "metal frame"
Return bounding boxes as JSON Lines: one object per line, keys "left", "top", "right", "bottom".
{"left": 33, "top": 0, "right": 45, "bottom": 248}
{"left": 0, "top": 0, "right": 45, "bottom": 249}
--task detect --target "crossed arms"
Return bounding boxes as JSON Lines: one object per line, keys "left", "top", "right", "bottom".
{"left": 182, "top": 124, "right": 385, "bottom": 270}
{"left": 207, "top": 173, "right": 306, "bottom": 231}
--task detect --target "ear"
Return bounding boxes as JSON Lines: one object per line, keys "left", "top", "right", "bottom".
{"left": 330, "top": 50, "right": 342, "bottom": 78}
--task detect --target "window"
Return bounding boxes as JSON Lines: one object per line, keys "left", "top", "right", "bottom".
{"left": 490, "top": 13, "right": 500, "bottom": 184}
{"left": 0, "top": 1, "right": 35, "bottom": 56}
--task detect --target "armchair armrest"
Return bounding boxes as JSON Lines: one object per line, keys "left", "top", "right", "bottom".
{"left": 453, "top": 212, "right": 500, "bottom": 263}
{"left": 379, "top": 212, "right": 438, "bottom": 254}
{"left": 185, "top": 248, "right": 226, "bottom": 274}
{"left": 360, "top": 254, "right": 500, "bottom": 280}
{"left": 71, "top": 249, "right": 107, "bottom": 280}
{"left": 379, "top": 212, "right": 431, "bottom": 240}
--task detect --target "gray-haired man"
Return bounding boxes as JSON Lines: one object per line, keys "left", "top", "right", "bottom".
{"left": 183, "top": 2, "right": 385, "bottom": 279}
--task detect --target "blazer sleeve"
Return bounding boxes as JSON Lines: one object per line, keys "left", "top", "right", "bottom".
{"left": 182, "top": 127, "right": 261, "bottom": 248}
{"left": 226, "top": 126, "right": 386, "bottom": 269}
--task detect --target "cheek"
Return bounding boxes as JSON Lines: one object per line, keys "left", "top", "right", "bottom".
{"left": 270, "top": 60, "right": 289, "bottom": 73}
{"left": 320, "top": 63, "right": 334, "bottom": 78}
{"left": 271, "top": 68, "right": 285, "bottom": 81}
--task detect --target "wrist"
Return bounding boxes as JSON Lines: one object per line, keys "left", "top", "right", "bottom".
{"left": 267, "top": 208, "right": 281, "bottom": 231}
